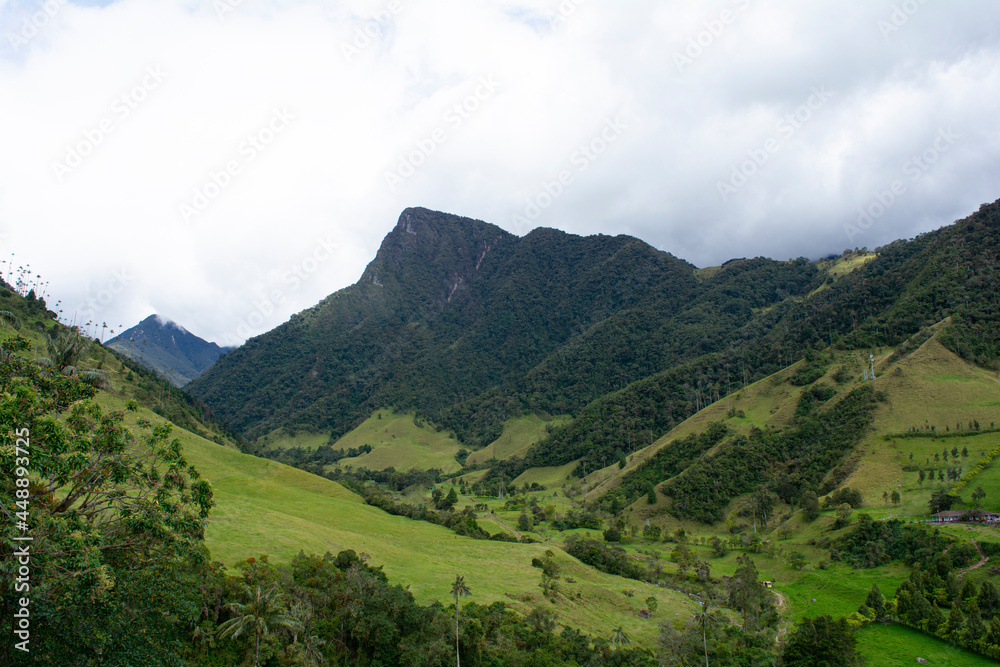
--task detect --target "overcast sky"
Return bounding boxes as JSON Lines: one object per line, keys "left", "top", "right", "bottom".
{"left": 1, "top": 0, "right": 999, "bottom": 346}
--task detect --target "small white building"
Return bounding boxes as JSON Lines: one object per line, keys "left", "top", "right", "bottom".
{"left": 930, "top": 510, "right": 1000, "bottom": 524}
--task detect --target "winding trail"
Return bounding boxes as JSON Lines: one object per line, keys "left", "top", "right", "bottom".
{"left": 957, "top": 539, "right": 989, "bottom": 580}
{"left": 774, "top": 590, "right": 789, "bottom": 645}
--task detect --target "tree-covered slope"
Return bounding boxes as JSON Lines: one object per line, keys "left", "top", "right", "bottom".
{"left": 187, "top": 207, "right": 701, "bottom": 441}
{"left": 501, "top": 199, "right": 1000, "bottom": 477}
{"left": 189, "top": 199, "right": 1000, "bottom": 467}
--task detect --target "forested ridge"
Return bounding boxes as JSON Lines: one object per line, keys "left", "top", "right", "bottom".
{"left": 493, "top": 199, "right": 1000, "bottom": 479}
{"left": 188, "top": 200, "right": 1000, "bottom": 471}
{"left": 186, "top": 210, "right": 821, "bottom": 446}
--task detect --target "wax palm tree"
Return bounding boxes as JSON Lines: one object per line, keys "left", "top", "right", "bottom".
{"left": 611, "top": 625, "right": 630, "bottom": 647}
{"left": 286, "top": 598, "right": 327, "bottom": 665}
{"left": 694, "top": 596, "right": 718, "bottom": 667}
{"left": 216, "top": 583, "right": 302, "bottom": 667}
{"left": 451, "top": 574, "right": 471, "bottom": 667}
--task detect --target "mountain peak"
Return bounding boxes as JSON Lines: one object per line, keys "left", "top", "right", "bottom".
{"left": 356, "top": 207, "right": 515, "bottom": 301}
{"left": 108, "top": 314, "right": 227, "bottom": 387}
{"left": 390, "top": 207, "right": 511, "bottom": 241}
{"left": 146, "top": 313, "right": 190, "bottom": 335}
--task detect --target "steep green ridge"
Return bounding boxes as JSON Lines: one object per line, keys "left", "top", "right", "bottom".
{"left": 6, "top": 201, "right": 1000, "bottom": 663}
{"left": 0, "top": 282, "right": 237, "bottom": 447}
{"left": 0, "top": 288, "right": 678, "bottom": 664}
{"left": 188, "top": 208, "right": 513, "bottom": 439}
{"left": 588, "top": 325, "right": 998, "bottom": 534}
{"left": 542, "top": 325, "right": 997, "bottom": 662}
{"left": 188, "top": 207, "right": 829, "bottom": 448}
{"left": 496, "top": 200, "right": 1000, "bottom": 479}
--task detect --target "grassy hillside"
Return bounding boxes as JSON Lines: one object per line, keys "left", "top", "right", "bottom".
{"left": 328, "top": 410, "right": 464, "bottom": 473}
{"left": 483, "top": 322, "right": 996, "bottom": 663}
{"left": 467, "top": 414, "right": 570, "bottom": 465}
{"left": 85, "top": 392, "right": 687, "bottom": 646}
{"left": 584, "top": 326, "right": 999, "bottom": 528}
{"left": 815, "top": 251, "right": 877, "bottom": 279}
{"left": 512, "top": 460, "right": 580, "bottom": 488}
{"left": 0, "top": 284, "right": 239, "bottom": 449}
{"left": 841, "top": 335, "right": 1000, "bottom": 514}
{"left": 857, "top": 624, "right": 993, "bottom": 666}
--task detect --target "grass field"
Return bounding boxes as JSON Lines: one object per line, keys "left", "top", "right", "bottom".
{"left": 466, "top": 414, "right": 570, "bottom": 465}
{"left": 88, "top": 393, "right": 689, "bottom": 646}
{"left": 513, "top": 460, "right": 580, "bottom": 488}
{"left": 843, "top": 336, "right": 1000, "bottom": 512}
{"left": 329, "top": 410, "right": 463, "bottom": 473}
{"left": 693, "top": 265, "right": 722, "bottom": 281}
{"left": 778, "top": 564, "right": 908, "bottom": 623}
{"left": 867, "top": 337, "right": 1000, "bottom": 437}
{"left": 815, "top": 252, "right": 877, "bottom": 279}
{"left": 857, "top": 623, "right": 993, "bottom": 666}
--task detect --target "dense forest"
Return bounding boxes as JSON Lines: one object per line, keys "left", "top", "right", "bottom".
{"left": 656, "top": 384, "right": 880, "bottom": 524}
{"left": 834, "top": 516, "right": 1000, "bottom": 661}
{"left": 7, "top": 201, "right": 1000, "bottom": 663}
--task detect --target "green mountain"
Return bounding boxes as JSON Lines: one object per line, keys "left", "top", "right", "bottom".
{"left": 107, "top": 314, "right": 229, "bottom": 387}
{"left": 5, "top": 199, "right": 1000, "bottom": 665}
{"left": 186, "top": 207, "right": 822, "bottom": 444}
{"left": 189, "top": 201, "right": 1000, "bottom": 472}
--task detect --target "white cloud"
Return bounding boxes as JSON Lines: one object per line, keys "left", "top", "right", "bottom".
{"left": 1, "top": 0, "right": 999, "bottom": 343}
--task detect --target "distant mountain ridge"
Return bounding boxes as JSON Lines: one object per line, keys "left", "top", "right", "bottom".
{"left": 107, "top": 314, "right": 228, "bottom": 387}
